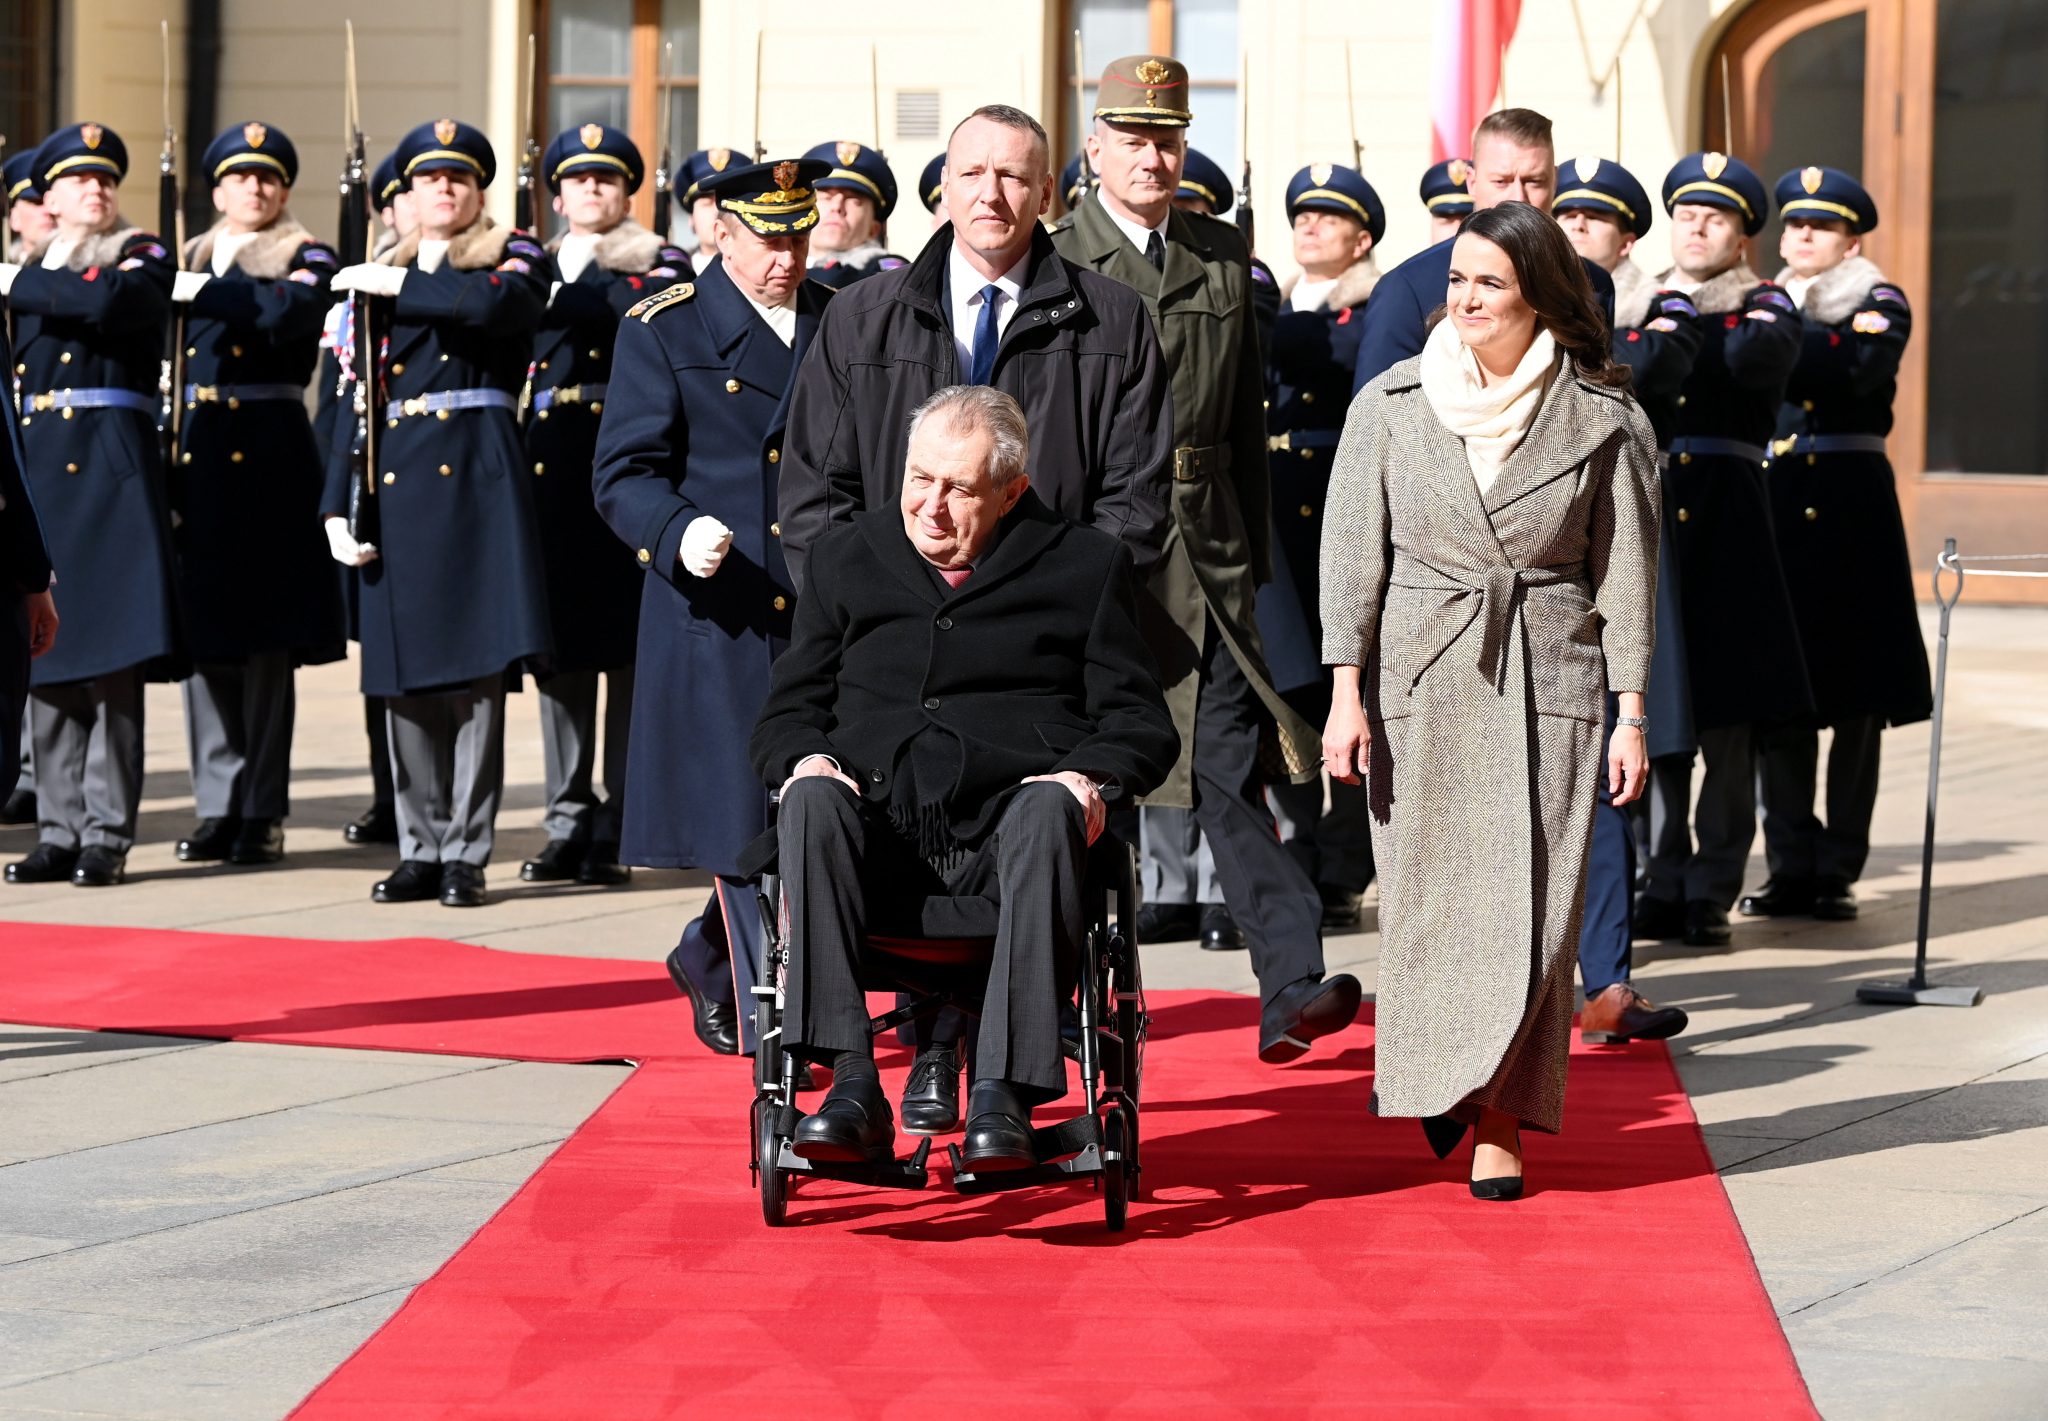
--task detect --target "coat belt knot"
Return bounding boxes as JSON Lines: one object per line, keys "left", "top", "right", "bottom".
{"left": 1391, "top": 555, "right": 1585, "bottom": 694}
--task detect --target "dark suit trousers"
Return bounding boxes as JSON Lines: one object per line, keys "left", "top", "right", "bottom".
{"left": 1757, "top": 715, "right": 1883, "bottom": 885}
{"left": 779, "top": 777, "right": 1087, "bottom": 1105}
{"left": 1576, "top": 696, "right": 1632, "bottom": 996}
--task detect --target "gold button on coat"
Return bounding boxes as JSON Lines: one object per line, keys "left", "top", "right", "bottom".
{"left": 1677, "top": 508, "right": 1690, "bottom": 521}
{"left": 183, "top": 348, "right": 194, "bottom": 359}
{"left": 725, "top": 379, "right": 741, "bottom": 393}
{"left": 1802, "top": 399, "right": 1814, "bottom": 411}
{"left": 637, "top": 548, "right": 651, "bottom": 564}
{"left": 767, "top": 449, "right": 780, "bottom": 464}
{"left": 383, "top": 471, "right": 396, "bottom": 485}
{"left": 1678, "top": 452, "right": 1691, "bottom": 465}
{"left": 1301, "top": 391, "right": 1315, "bottom": 404}
{"left": 230, "top": 451, "right": 244, "bottom": 463}
{"left": 769, "top": 522, "right": 781, "bottom": 537}
{"left": 439, "top": 464, "right": 452, "bottom": 475}
{"left": 772, "top": 595, "right": 787, "bottom": 611}
{"left": 231, "top": 345, "right": 244, "bottom": 357}
{"left": 1299, "top": 504, "right": 1313, "bottom": 517}
{"left": 435, "top": 409, "right": 449, "bottom": 420}
{"left": 391, "top": 363, "right": 405, "bottom": 375}
{"left": 588, "top": 348, "right": 601, "bottom": 359}
{"left": 533, "top": 462, "right": 545, "bottom": 475}
{"left": 1804, "top": 507, "right": 1819, "bottom": 520}
{"left": 58, "top": 351, "right": 71, "bottom": 364}
{"left": 65, "top": 462, "right": 78, "bottom": 473}
{"left": 180, "top": 452, "right": 191, "bottom": 465}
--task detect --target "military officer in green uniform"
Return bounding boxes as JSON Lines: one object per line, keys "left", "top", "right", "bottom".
{"left": 1052, "top": 56, "right": 1359, "bottom": 1062}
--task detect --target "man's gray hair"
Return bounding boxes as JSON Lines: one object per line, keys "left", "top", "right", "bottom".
{"left": 905, "top": 385, "right": 1030, "bottom": 488}
{"left": 950, "top": 104, "right": 1050, "bottom": 169}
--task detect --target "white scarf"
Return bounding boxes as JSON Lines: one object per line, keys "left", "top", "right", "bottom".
{"left": 1418, "top": 318, "right": 1559, "bottom": 495}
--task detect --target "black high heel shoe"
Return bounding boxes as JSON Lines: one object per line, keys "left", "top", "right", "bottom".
{"left": 1421, "top": 1114, "right": 1469, "bottom": 1160}
{"left": 1470, "top": 1126, "right": 1524, "bottom": 1201}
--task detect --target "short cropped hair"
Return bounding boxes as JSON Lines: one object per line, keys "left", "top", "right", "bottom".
{"left": 906, "top": 385, "right": 1030, "bottom": 489}
{"left": 950, "top": 104, "right": 1051, "bottom": 170}
{"left": 1473, "top": 107, "right": 1554, "bottom": 154}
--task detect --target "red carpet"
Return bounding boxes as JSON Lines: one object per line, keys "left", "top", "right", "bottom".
{"left": 4, "top": 922, "right": 1815, "bottom": 1419}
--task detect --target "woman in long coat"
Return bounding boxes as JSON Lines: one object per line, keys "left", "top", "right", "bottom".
{"left": 1320, "top": 203, "right": 1659, "bottom": 1199}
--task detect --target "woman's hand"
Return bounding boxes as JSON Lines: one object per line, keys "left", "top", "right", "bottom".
{"left": 1609, "top": 694, "right": 1648, "bottom": 807}
{"left": 1323, "top": 667, "right": 1371, "bottom": 786}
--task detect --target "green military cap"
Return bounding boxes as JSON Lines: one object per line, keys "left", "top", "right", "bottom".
{"left": 1094, "top": 55, "right": 1192, "bottom": 128}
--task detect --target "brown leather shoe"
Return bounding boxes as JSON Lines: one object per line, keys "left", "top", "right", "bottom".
{"left": 1578, "top": 983, "right": 1689, "bottom": 1044}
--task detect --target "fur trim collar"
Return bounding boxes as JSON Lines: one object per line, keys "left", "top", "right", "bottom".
{"left": 544, "top": 219, "right": 665, "bottom": 272}
{"left": 1773, "top": 253, "right": 1887, "bottom": 326}
{"left": 1282, "top": 254, "right": 1381, "bottom": 312}
{"left": 1657, "top": 261, "right": 1762, "bottom": 316}
{"left": 813, "top": 239, "right": 888, "bottom": 271}
{"left": 182, "top": 213, "right": 313, "bottom": 280}
{"left": 24, "top": 221, "right": 145, "bottom": 271}
{"left": 378, "top": 215, "right": 511, "bottom": 271}
{"left": 1611, "top": 258, "right": 1660, "bottom": 330}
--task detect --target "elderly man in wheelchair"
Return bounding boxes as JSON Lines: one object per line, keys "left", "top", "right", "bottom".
{"left": 745, "top": 386, "right": 1178, "bottom": 1218}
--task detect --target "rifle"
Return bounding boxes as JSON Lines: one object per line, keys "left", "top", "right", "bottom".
{"left": 751, "top": 32, "right": 766, "bottom": 161}
{"left": 159, "top": 20, "right": 186, "bottom": 483}
{"left": 341, "top": 21, "right": 380, "bottom": 548}
{"left": 653, "top": 41, "right": 675, "bottom": 211}
{"left": 514, "top": 33, "right": 540, "bottom": 233}
{"left": 1235, "top": 49, "right": 1253, "bottom": 249}
{"left": 1344, "top": 43, "right": 1364, "bottom": 172}
{"left": 1072, "top": 29, "right": 1092, "bottom": 192}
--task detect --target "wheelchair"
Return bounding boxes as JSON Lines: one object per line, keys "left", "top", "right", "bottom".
{"left": 747, "top": 831, "right": 1145, "bottom": 1231}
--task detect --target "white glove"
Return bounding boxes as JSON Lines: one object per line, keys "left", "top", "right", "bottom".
{"left": 679, "top": 515, "right": 734, "bottom": 578}
{"left": 324, "top": 515, "right": 379, "bottom": 567}
{"left": 171, "top": 270, "right": 211, "bottom": 303}
{"left": 330, "top": 263, "right": 407, "bottom": 298}
{"left": 0, "top": 263, "right": 20, "bottom": 296}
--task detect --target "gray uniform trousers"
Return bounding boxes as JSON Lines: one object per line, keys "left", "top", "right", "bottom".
{"left": 779, "top": 776, "right": 1087, "bottom": 1106}
{"left": 183, "top": 653, "right": 295, "bottom": 821}
{"left": 535, "top": 665, "right": 632, "bottom": 845}
{"left": 1139, "top": 805, "right": 1220, "bottom": 904}
{"left": 386, "top": 673, "right": 507, "bottom": 868}
{"left": 1642, "top": 722, "right": 1756, "bottom": 908}
{"left": 1757, "top": 714, "right": 1884, "bottom": 886}
{"left": 30, "top": 667, "right": 145, "bottom": 852}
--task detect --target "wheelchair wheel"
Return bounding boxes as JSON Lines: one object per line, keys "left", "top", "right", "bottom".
{"left": 755, "top": 1099, "right": 788, "bottom": 1227}
{"left": 1101, "top": 1105, "right": 1133, "bottom": 1232}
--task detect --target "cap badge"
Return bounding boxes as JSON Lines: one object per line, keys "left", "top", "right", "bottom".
{"left": 773, "top": 159, "right": 799, "bottom": 192}
{"left": 1310, "top": 163, "right": 1333, "bottom": 186}
{"left": 1135, "top": 58, "right": 1171, "bottom": 85}
{"left": 244, "top": 122, "right": 267, "bottom": 150}
{"left": 708, "top": 148, "right": 732, "bottom": 172}
{"left": 435, "top": 119, "right": 459, "bottom": 146}
{"left": 81, "top": 123, "right": 103, "bottom": 151}
{"left": 1702, "top": 151, "right": 1728, "bottom": 180}
{"left": 835, "top": 141, "right": 862, "bottom": 166}
{"left": 1447, "top": 158, "right": 1470, "bottom": 188}
{"left": 1800, "top": 165, "right": 1824, "bottom": 194}
{"left": 1574, "top": 155, "right": 1601, "bottom": 184}
{"left": 581, "top": 124, "right": 605, "bottom": 150}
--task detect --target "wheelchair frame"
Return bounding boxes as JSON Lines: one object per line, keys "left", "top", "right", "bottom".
{"left": 747, "top": 835, "right": 1146, "bottom": 1231}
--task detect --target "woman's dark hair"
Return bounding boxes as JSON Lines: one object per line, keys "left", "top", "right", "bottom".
{"left": 1451, "top": 201, "right": 1630, "bottom": 389}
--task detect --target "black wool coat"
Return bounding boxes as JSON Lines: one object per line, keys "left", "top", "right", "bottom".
{"left": 175, "top": 217, "right": 346, "bottom": 666}
{"left": 750, "top": 492, "right": 1180, "bottom": 862}
{"left": 0, "top": 314, "right": 49, "bottom": 796}
{"left": 524, "top": 220, "right": 690, "bottom": 673}
{"left": 10, "top": 222, "right": 184, "bottom": 686}
{"left": 778, "top": 222, "right": 1173, "bottom": 592}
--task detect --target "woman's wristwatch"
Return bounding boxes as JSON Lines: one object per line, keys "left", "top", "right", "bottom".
{"left": 1615, "top": 715, "right": 1648, "bottom": 731}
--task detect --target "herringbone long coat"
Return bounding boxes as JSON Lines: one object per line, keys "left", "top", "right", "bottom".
{"left": 1321, "top": 355, "right": 1659, "bottom": 1133}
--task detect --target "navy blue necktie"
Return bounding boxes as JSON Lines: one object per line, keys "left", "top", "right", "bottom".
{"left": 969, "top": 283, "right": 1001, "bottom": 386}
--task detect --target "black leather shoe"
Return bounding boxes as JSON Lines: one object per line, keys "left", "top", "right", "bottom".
{"left": 2, "top": 787, "right": 37, "bottom": 825}
{"left": 345, "top": 804, "right": 399, "bottom": 846}
{"left": 1199, "top": 903, "right": 1246, "bottom": 952}
{"left": 6, "top": 843, "right": 79, "bottom": 883}
{"left": 519, "top": 839, "right": 586, "bottom": 882}
{"left": 899, "top": 1043, "right": 963, "bottom": 1135}
{"left": 372, "top": 860, "right": 442, "bottom": 903}
{"left": 1738, "top": 878, "right": 1816, "bottom": 918}
{"left": 1813, "top": 878, "right": 1858, "bottom": 921}
{"left": 792, "top": 1068, "right": 894, "bottom": 1162}
{"left": 440, "top": 863, "right": 486, "bottom": 908}
{"left": 1258, "top": 974, "right": 1364, "bottom": 1064}
{"left": 575, "top": 841, "right": 631, "bottom": 886}
{"left": 176, "top": 817, "right": 241, "bottom": 862}
{"left": 663, "top": 944, "right": 739, "bottom": 1055}
{"left": 1320, "top": 884, "right": 1363, "bottom": 930}
{"left": 1683, "top": 899, "right": 1732, "bottom": 947}
{"left": 71, "top": 846, "right": 127, "bottom": 887}
{"left": 960, "top": 1078, "right": 1036, "bottom": 1172}
{"left": 227, "top": 820, "right": 284, "bottom": 865}
{"left": 1136, "top": 902, "right": 1200, "bottom": 944}
{"left": 1631, "top": 895, "right": 1686, "bottom": 941}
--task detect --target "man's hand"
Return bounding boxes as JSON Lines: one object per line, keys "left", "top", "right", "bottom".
{"left": 23, "top": 589, "right": 57, "bottom": 658}
{"left": 171, "top": 271, "right": 211, "bottom": 304}
{"left": 679, "top": 515, "right": 734, "bottom": 578}
{"left": 330, "top": 263, "right": 407, "bottom": 298}
{"left": 323, "top": 515, "right": 379, "bottom": 568}
{"left": 1022, "top": 770, "right": 1106, "bottom": 846}
{"left": 783, "top": 753, "right": 860, "bottom": 796}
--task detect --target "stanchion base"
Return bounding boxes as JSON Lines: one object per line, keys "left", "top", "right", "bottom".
{"left": 1857, "top": 981, "right": 1984, "bottom": 1008}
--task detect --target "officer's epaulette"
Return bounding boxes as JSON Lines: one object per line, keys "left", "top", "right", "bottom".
{"left": 627, "top": 282, "right": 695, "bottom": 323}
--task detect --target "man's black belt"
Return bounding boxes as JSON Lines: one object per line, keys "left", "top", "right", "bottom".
{"left": 1767, "top": 433, "right": 1889, "bottom": 460}
{"left": 1267, "top": 429, "right": 1342, "bottom": 453}
{"left": 1669, "top": 437, "right": 1767, "bottom": 466}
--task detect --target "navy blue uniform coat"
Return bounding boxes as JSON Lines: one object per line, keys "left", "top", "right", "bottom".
{"left": 591, "top": 261, "right": 828, "bottom": 874}
{"left": 0, "top": 314, "right": 50, "bottom": 797}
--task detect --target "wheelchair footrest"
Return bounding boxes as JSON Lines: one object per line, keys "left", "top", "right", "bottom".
{"left": 946, "top": 1114, "right": 1114, "bottom": 1195}
{"left": 773, "top": 1136, "right": 932, "bottom": 1191}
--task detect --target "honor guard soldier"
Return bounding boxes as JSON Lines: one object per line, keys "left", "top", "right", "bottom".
{"left": 592, "top": 157, "right": 834, "bottom": 1056}
{"left": 1741, "top": 166, "right": 1930, "bottom": 924}
{"left": 169, "top": 121, "right": 347, "bottom": 869}
{"left": 1257, "top": 163, "right": 1385, "bottom": 932}
{"left": 1053, "top": 55, "right": 1361, "bottom": 1061}
{"left": 1060, "top": 154, "right": 1093, "bottom": 214}
{"left": 802, "top": 141, "right": 907, "bottom": 288}
{"left": 1, "top": 296, "right": 56, "bottom": 811}
{"left": 1551, "top": 156, "right": 1695, "bottom": 1043}
{"left": 1419, "top": 157, "right": 1475, "bottom": 244}
{"left": 917, "top": 152, "right": 947, "bottom": 232}
{"left": 1632, "top": 151, "right": 1814, "bottom": 948}
{"left": 321, "top": 118, "right": 553, "bottom": 909}
{"left": 5, "top": 150, "right": 56, "bottom": 260}
{"left": 0, "top": 124, "right": 180, "bottom": 889}
{"left": 676, "top": 148, "right": 738, "bottom": 274}
{"left": 519, "top": 123, "right": 690, "bottom": 889}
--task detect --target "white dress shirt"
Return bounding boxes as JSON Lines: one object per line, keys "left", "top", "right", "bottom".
{"left": 1289, "top": 276, "right": 1339, "bottom": 313}
{"left": 555, "top": 230, "right": 601, "bottom": 285}
{"left": 417, "top": 239, "right": 451, "bottom": 274}
{"left": 737, "top": 286, "right": 798, "bottom": 346}
{"left": 1101, "top": 203, "right": 1170, "bottom": 262}
{"left": 946, "top": 242, "right": 1029, "bottom": 378}
{"left": 211, "top": 229, "right": 260, "bottom": 277}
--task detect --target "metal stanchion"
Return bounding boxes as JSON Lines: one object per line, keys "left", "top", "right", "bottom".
{"left": 1856, "top": 538, "right": 2048, "bottom": 1007}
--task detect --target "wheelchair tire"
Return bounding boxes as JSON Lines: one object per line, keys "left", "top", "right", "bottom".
{"left": 757, "top": 1101, "right": 788, "bottom": 1227}
{"left": 1102, "top": 1105, "right": 1133, "bottom": 1232}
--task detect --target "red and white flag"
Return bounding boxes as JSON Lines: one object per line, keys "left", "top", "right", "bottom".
{"left": 1432, "top": 0, "right": 1523, "bottom": 161}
